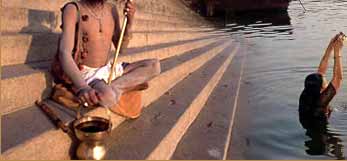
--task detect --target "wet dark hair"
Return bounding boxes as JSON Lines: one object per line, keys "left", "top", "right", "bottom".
{"left": 302, "top": 73, "right": 323, "bottom": 106}
{"left": 299, "top": 73, "right": 325, "bottom": 128}
{"left": 304, "top": 73, "right": 323, "bottom": 92}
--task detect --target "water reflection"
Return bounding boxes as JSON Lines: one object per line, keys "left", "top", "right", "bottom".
{"left": 300, "top": 114, "right": 344, "bottom": 159}
{"left": 297, "top": 68, "right": 345, "bottom": 159}
{"left": 221, "top": 0, "right": 347, "bottom": 159}
{"left": 223, "top": 10, "right": 293, "bottom": 39}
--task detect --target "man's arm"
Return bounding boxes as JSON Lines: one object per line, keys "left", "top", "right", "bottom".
{"left": 111, "top": 0, "right": 135, "bottom": 52}
{"left": 59, "top": 4, "right": 88, "bottom": 90}
{"left": 111, "top": 4, "right": 123, "bottom": 49}
{"left": 59, "top": 4, "right": 99, "bottom": 105}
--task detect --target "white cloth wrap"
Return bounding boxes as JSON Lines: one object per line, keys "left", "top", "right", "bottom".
{"left": 81, "top": 62, "right": 125, "bottom": 84}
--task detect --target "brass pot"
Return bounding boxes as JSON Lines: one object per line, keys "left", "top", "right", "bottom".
{"left": 76, "top": 141, "right": 107, "bottom": 160}
{"left": 73, "top": 116, "right": 112, "bottom": 160}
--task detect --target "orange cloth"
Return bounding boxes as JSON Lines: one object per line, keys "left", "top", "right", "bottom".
{"left": 51, "top": 84, "right": 145, "bottom": 119}
{"left": 110, "top": 91, "right": 143, "bottom": 119}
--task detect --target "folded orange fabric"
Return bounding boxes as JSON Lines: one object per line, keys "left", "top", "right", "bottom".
{"left": 110, "top": 91, "right": 143, "bottom": 119}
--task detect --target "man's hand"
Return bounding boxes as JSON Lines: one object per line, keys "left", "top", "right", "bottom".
{"left": 77, "top": 86, "right": 99, "bottom": 106}
{"left": 124, "top": 0, "right": 136, "bottom": 25}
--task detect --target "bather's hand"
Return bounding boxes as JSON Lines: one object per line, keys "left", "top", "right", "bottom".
{"left": 333, "top": 33, "right": 344, "bottom": 52}
{"left": 77, "top": 86, "right": 100, "bottom": 106}
{"left": 329, "top": 34, "right": 340, "bottom": 48}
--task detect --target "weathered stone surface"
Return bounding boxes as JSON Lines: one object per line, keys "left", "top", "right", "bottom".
{"left": 1, "top": 33, "right": 59, "bottom": 66}
{"left": 0, "top": 0, "right": 235, "bottom": 160}
{"left": 2, "top": 39, "right": 230, "bottom": 160}
{"left": 1, "top": 7, "right": 204, "bottom": 34}
{"left": 1, "top": 7, "right": 60, "bottom": 33}
{"left": 103, "top": 41, "right": 237, "bottom": 160}
{"left": 171, "top": 45, "right": 246, "bottom": 160}
{"left": 146, "top": 42, "right": 238, "bottom": 160}
{"left": 0, "top": 36, "right": 221, "bottom": 114}
{"left": 1, "top": 31, "right": 214, "bottom": 66}
{"left": 2, "top": 0, "right": 199, "bottom": 19}
{"left": 1, "top": 63, "right": 52, "bottom": 115}
{"left": 2, "top": 0, "right": 69, "bottom": 11}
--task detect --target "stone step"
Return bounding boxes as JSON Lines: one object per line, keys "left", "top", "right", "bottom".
{"left": 1, "top": 31, "right": 215, "bottom": 66}
{"left": 2, "top": 0, "right": 69, "bottom": 11}
{"left": 0, "top": 0, "right": 166, "bottom": 13}
{"left": 1, "top": 0, "right": 200, "bottom": 24}
{"left": 1, "top": 39, "right": 231, "bottom": 160}
{"left": 132, "top": 19, "right": 211, "bottom": 32}
{"left": 114, "top": 31, "right": 213, "bottom": 49}
{"left": 0, "top": 36, "right": 223, "bottom": 115}
{"left": 138, "top": 0, "right": 197, "bottom": 19}
{"left": 1, "top": 41, "right": 226, "bottom": 151}
{"left": 1, "top": 33, "right": 59, "bottom": 66}
{"left": 1, "top": 7, "right": 205, "bottom": 34}
{"left": 103, "top": 42, "right": 240, "bottom": 160}
{"left": 134, "top": 11, "right": 204, "bottom": 25}
{"left": 171, "top": 45, "right": 247, "bottom": 160}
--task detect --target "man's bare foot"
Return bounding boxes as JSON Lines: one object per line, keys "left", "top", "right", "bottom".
{"left": 90, "top": 79, "right": 122, "bottom": 108}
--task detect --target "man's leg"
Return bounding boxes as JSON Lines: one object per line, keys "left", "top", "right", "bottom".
{"left": 110, "top": 58, "right": 161, "bottom": 92}
{"left": 91, "top": 80, "right": 120, "bottom": 108}
{"left": 91, "top": 58, "right": 161, "bottom": 107}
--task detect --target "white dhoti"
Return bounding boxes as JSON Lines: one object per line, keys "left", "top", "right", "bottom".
{"left": 81, "top": 62, "right": 125, "bottom": 85}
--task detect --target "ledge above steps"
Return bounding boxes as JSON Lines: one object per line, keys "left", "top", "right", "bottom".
{"left": 1, "top": 0, "right": 202, "bottom": 24}
{"left": 1, "top": 7, "right": 207, "bottom": 34}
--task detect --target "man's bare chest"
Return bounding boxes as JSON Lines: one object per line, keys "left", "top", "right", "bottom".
{"left": 79, "top": 7, "right": 115, "bottom": 41}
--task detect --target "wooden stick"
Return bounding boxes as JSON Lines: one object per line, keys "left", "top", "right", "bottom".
{"left": 106, "top": 1, "right": 130, "bottom": 122}
{"left": 107, "top": 12, "right": 128, "bottom": 85}
{"left": 36, "top": 100, "right": 72, "bottom": 134}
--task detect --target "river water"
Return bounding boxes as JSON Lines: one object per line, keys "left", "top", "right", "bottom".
{"left": 223, "top": 0, "right": 347, "bottom": 159}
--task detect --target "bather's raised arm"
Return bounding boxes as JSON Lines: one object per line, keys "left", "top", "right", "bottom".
{"left": 317, "top": 34, "right": 340, "bottom": 90}
{"left": 330, "top": 34, "right": 344, "bottom": 90}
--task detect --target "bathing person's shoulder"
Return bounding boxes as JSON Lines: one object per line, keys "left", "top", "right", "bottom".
{"left": 319, "top": 82, "right": 336, "bottom": 108}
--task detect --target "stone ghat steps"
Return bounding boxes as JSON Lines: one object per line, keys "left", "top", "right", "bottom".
{"left": 2, "top": 0, "right": 70, "bottom": 11}
{"left": 1, "top": 0, "right": 203, "bottom": 25}
{"left": 171, "top": 45, "right": 246, "bottom": 160}
{"left": 131, "top": 19, "right": 212, "bottom": 32}
{"left": 1, "top": 39, "right": 234, "bottom": 160}
{"left": 105, "top": 41, "right": 241, "bottom": 160}
{"left": 134, "top": 11, "right": 204, "bottom": 26}
{"left": 1, "top": 35, "right": 225, "bottom": 116}
{"left": 1, "top": 7, "right": 206, "bottom": 34}
{"left": 1, "top": 30, "right": 218, "bottom": 66}
{"left": 1, "top": 0, "right": 173, "bottom": 13}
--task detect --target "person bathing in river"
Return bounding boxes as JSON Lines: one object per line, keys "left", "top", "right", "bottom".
{"left": 299, "top": 33, "right": 344, "bottom": 129}
{"left": 54, "top": 0, "right": 161, "bottom": 112}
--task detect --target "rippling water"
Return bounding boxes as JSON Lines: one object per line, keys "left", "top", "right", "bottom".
{"left": 223, "top": 0, "right": 347, "bottom": 159}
